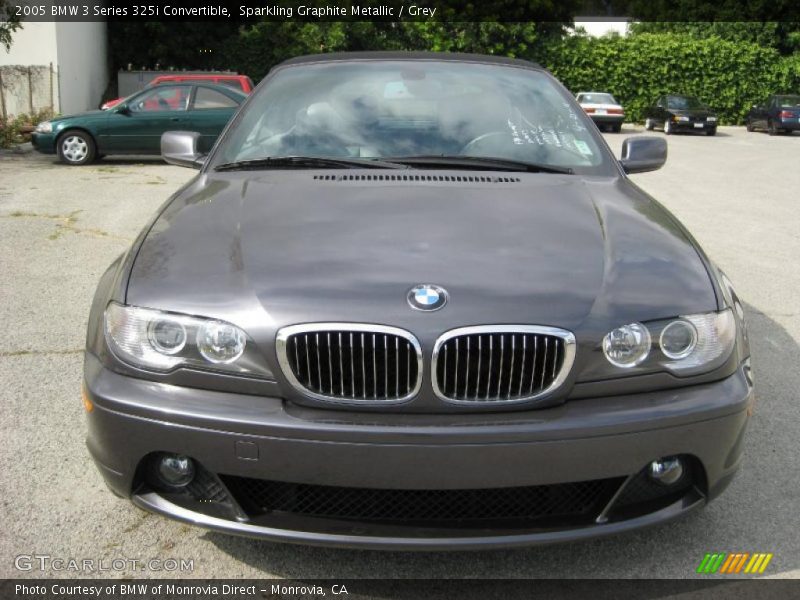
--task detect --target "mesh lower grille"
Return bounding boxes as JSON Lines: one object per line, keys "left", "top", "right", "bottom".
{"left": 434, "top": 330, "right": 569, "bottom": 402}
{"left": 221, "top": 476, "right": 623, "bottom": 527}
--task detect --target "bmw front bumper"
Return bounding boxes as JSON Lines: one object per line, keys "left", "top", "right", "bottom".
{"left": 671, "top": 121, "right": 717, "bottom": 133}
{"left": 84, "top": 352, "right": 752, "bottom": 550}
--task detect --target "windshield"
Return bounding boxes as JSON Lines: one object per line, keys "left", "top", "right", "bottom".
{"left": 667, "top": 96, "right": 706, "bottom": 110}
{"left": 209, "top": 61, "right": 613, "bottom": 174}
{"left": 578, "top": 93, "right": 617, "bottom": 105}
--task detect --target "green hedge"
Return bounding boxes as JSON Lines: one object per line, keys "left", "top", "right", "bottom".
{"left": 535, "top": 33, "right": 800, "bottom": 124}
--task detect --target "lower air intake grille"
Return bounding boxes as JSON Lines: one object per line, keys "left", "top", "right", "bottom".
{"left": 221, "top": 476, "right": 624, "bottom": 527}
{"left": 433, "top": 326, "right": 575, "bottom": 403}
{"left": 277, "top": 324, "right": 422, "bottom": 403}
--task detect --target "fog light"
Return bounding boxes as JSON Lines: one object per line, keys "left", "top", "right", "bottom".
{"left": 157, "top": 454, "right": 195, "bottom": 488}
{"left": 648, "top": 457, "right": 684, "bottom": 485}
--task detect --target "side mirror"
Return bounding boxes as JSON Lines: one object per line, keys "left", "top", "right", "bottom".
{"left": 619, "top": 136, "right": 667, "bottom": 174}
{"left": 115, "top": 104, "right": 130, "bottom": 115}
{"left": 161, "top": 131, "right": 205, "bottom": 169}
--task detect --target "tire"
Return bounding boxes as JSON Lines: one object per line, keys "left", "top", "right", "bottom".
{"left": 706, "top": 127, "right": 717, "bottom": 136}
{"left": 645, "top": 118, "right": 654, "bottom": 131}
{"left": 612, "top": 123, "right": 622, "bottom": 133}
{"left": 768, "top": 120, "right": 778, "bottom": 136}
{"left": 57, "top": 130, "right": 96, "bottom": 165}
{"left": 664, "top": 118, "right": 673, "bottom": 135}
{"left": 746, "top": 120, "right": 754, "bottom": 132}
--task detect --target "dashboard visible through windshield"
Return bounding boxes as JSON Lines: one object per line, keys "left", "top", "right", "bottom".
{"left": 210, "top": 60, "right": 615, "bottom": 175}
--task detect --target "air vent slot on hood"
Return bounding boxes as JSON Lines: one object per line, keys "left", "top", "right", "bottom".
{"left": 312, "top": 174, "right": 521, "bottom": 183}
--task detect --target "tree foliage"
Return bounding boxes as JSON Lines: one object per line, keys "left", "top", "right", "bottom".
{"left": 106, "top": 20, "right": 570, "bottom": 81}
{"left": 214, "top": 22, "right": 558, "bottom": 81}
{"left": 0, "top": 0, "right": 22, "bottom": 50}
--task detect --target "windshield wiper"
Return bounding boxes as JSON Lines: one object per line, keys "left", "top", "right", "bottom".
{"left": 214, "top": 156, "right": 409, "bottom": 171}
{"left": 386, "top": 155, "right": 573, "bottom": 175}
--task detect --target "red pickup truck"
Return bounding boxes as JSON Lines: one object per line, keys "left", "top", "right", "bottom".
{"left": 101, "top": 74, "right": 254, "bottom": 110}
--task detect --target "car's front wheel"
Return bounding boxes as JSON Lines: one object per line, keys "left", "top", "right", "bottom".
{"left": 664, "top": 118, "right": 673, "bottom": 135}
{"left": 746, "top": 119, "right": 755, "bottom": 132}
{"left": 57, "top": 130, "right": 96, "bottom": 165}
{"left": 706, "top": 127, "right": 717, "bottom": 136}
{"left": 611, "top": 123, "right": 622, "bottom": 133}
{"left": 645, "top": 118, "right": 654, "bottom": 131}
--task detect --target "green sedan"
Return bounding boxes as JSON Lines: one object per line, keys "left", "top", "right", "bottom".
{"left": 31, "top": 82, "right": 246, "bottom": 165}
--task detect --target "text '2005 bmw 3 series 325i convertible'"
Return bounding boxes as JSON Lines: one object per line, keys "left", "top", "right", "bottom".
{"left": 84, "top": 52, "right": 752, "bottom": 549}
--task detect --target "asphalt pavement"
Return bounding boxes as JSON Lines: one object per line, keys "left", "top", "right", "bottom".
{"left": 1, "top": 126, "right": 798, "bottom": 579}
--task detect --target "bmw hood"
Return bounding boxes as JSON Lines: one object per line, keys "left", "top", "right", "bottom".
{"left": 127, "top": 171, "right": 717, "bottom": 335}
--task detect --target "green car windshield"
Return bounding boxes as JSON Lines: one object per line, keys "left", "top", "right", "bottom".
{"left": 210, "top": 61, "right": 614, "bottom": 175}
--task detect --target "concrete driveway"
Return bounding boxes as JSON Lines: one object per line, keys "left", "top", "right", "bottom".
{"left": 1, "top": 127, "right": 798, "bottom": 579}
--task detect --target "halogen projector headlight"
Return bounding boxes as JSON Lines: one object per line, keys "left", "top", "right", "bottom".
{"left": 659, "top": 310, "right": 736, "bottom": 373}
{"left": 602, "top": 322, "right": 651, "bottom": 368}
{"left": 197, "top": 321, "right": 246, "bottom": 364}
{"left": 104, "top": 302, "right": 272, "bottom": 378}
{"left": 659, "top": 320, "right": 697, "bottom": 359}
{"left": 598, "top": 310, "right": 736, "bottom": 377}
{"left": 147, "top": 318, "right": 187, "bottom": 355}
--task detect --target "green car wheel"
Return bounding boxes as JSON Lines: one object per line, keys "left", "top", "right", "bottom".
{"left": 57, "top": 130, "right": 96, "bottom": 166}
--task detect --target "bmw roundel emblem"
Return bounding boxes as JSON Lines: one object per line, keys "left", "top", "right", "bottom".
{"left": 407, "top": 284, "right": 448, "bottom": 311}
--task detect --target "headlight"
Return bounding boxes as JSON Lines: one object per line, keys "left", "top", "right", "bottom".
{"left": 197, "top": 321, "right": 246, "bottom": 364}
{"left": 35, "top": 121, "right": 52, "bottom": 133}
{"left": 592, "top": 309, "right": 736, "bottom": 379}
{"left": 104, "top": 302, "right": 273, "bottom": 378}
{"left": 659, "top": 320, "right": 696, "bottom": 359}
{"left": 707, "top": 116, "right": 717, "bottom": 122}
{"left": 659, "top": 311, "right": 736, "bottom": 373}
{"left": 602, "top": 323, "right": 651, "bottom": 368}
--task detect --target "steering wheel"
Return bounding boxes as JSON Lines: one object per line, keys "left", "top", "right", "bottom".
{"left": 459, "top": 131, "right": 509, "bottom": 155}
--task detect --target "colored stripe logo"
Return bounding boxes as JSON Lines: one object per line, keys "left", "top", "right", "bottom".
{"left": 697, "top": 552, "right": 773, "bottom": 574}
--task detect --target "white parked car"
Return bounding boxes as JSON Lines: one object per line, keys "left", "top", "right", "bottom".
{"left": 576, "top": 92, "right": 625, "bottom": 133}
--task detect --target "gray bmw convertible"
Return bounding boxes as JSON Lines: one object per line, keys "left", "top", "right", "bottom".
{"left": 84, "top": 53, "right": 752, "bottom": 549}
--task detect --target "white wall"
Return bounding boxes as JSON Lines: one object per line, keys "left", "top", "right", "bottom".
{"left": 0, "top": 21, "right": 58, "bottom": 66}
{"left": 55, "top": 21, "right": 108, "bottom": 113}
{"left": 0, "top": 22, "right": 59, "bottom": 115}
